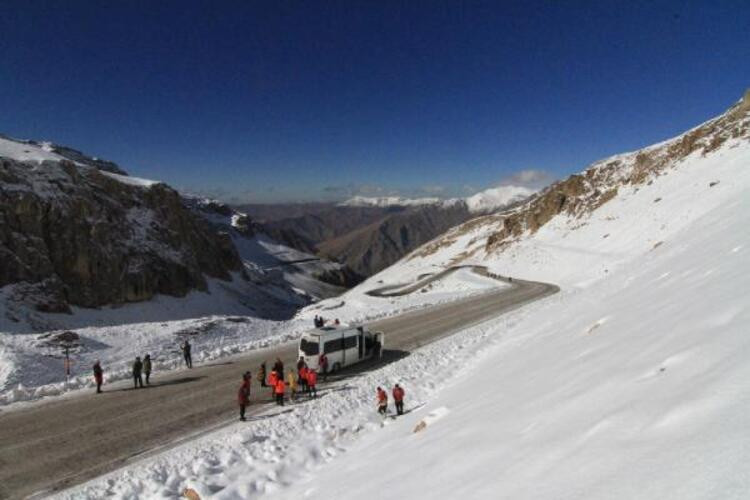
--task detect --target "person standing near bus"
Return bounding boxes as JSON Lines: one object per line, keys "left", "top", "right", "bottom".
{"left": 93, "top": 360, "right": 104, "bottom": 394}
{"left": 319, "top": 352, "right": 329, "bottom": 381}
{"left": 299, "top": 363, "right": 309, "bottom": 395}
{"left": 376, "top": 387, "right": 388, "bottom": 415}
{"left": 307, "top": 369, "right": 318, "bottom": 398}
{"left": 392, "top": 384, "right": 405, "bottom": 415}
{"left": 274, "top": 376, "right": 286, "bottom": 406}
{"left": 258, "top": 362, "right": 267, "bottom": 387}
{"left": 238, "top": 372, "right": 251, "bottom": 421}
{"left": 287, "top": 369, "right": 297, "bottom": 401}
{"left": 268, "top": 369, "right": 278, "bottom": 399}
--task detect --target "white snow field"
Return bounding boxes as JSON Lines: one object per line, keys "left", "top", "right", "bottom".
{"left": 62, "top": 98, "right": 750, "bottom": 498}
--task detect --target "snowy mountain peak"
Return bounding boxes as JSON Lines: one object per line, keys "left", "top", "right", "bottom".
{"left": 0, "top": 134, "right": 127, "bottom": 174}
{"left": 339, "top": 185, "right": 535, "bottom": 213}
{"left": 338, "top": 196, "right": 443, "bottom": 208}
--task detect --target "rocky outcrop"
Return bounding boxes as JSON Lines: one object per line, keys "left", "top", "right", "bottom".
{"left": 0, "top": 158, "right": 244, "bottom": 310}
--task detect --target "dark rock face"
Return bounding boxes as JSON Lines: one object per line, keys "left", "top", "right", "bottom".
{"left": 0, "top": 158, "right": 243, "bottom": 310}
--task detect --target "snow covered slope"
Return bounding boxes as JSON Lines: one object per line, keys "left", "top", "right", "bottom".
{"left": 61, "top": 91, "right": 750, "bottom": 500}
{"left": 346, "top": 90, "right": 750, "bottom": 292}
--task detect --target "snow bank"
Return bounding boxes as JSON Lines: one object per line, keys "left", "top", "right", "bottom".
{"left": 285, "top": 182, "right": 750, "bottom": 500}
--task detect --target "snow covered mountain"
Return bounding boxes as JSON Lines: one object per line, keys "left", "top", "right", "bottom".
{"left": 0, "top": 135, "right": 348, "bottom": 333}
{"left": 62, "top": 90, "right": 750, "bottom": 500}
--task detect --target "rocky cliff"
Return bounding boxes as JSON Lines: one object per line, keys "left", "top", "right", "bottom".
{"left": 0, "top": 146, "right": 244, "bottom": 313}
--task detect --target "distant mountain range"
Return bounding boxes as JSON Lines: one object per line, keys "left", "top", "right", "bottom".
{"left": 237, "top": 185, "right": 534, "bottom": 280}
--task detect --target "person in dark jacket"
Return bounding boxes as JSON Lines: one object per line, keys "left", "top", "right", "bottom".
{"left": 238, "top": 372, "right": 251, "bottom": 421}
{"left": 258, "top": 362, "right": 267, "bottom": 388}
{"left": 93, "top": 360, "right": 104, "bottom": 394}
{"left": 182, "top": 340, "right": 193, "bottom": 368}
{"left": 132, "top": 357, "right": 144, "bottom": 389}
{"left": 143, "top": 354, "right": 152, "bottom": 385}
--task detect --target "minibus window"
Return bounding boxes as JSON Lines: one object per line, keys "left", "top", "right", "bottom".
{"left": 300, "top": 338, "right": 319, "bottom": 356}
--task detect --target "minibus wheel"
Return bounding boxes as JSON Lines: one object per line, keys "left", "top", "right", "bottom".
{"left": 332, "top": 362, "right": 341, "bottom": 373}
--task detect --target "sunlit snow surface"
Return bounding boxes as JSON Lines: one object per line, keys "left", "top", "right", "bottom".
{"left": 62, "top": 130, "right": 750, "bottom": 498}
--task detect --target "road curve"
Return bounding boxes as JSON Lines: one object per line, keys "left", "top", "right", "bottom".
{"left": 0, "top": 273, "right": 558, "bottom": 499}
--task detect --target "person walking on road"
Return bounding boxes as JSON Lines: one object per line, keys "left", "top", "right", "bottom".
{"left": 287, "top": 369, "right": 297, "bottom": 401}
{"left": 377, "top": 387, "right": 388, "bottom": 415}
{"left": 182, "top": 340, "right": 193, "bottom": 368}
{"left": 274, "top": 376, "right": 286, "bottom": 406}
{"left": 132, "top": 357, "right": 144, "bottom": 389}
{"left": 258, "top": 362, "right": 267, "bottom": 387}
{"left": 307, "top": 369, "right": 318, "bottom": 398}
{"left": 238, "top": 372, "right": 251, "bottom": 421}
{"left": 319, "top": 352, "right": 329, "bottom": 381}
{"left": 392, "top": 384, "right": 405, "bottom": 415}
{"left": 273, "top": 358, "right": 284, "bottom": 379}
{"left": 143, "top": 354, "right": 152, "bottom": 385}
{"left": 93, "top": 360, "right": 104, "bottom": 394}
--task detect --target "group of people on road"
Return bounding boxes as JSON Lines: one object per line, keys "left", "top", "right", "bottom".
{"left": 93, "top": 339, "right": 195, "bottom": 393}
{"left": 377, "top": 384, "right": 406, "bottom": 416}
{"left": 237, "top": 354, "right": 407, "bottom": 421}
{"left": 131, "top": 354, "right": 152, "bottom": 389}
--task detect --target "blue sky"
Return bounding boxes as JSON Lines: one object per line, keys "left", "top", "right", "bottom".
{"left": 1, "top": 1, "right": 748, "bottom": 203}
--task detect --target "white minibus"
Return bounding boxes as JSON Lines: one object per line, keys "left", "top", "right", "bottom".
{"left": 298, "top": 325, "right": 384, "bottom": 372}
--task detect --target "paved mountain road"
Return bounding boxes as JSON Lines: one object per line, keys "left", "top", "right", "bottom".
{"left": 0, "top": 273, "right": 558, "bottom": 499}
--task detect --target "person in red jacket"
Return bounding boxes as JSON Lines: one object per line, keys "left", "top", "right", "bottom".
{"left": 299, "top": 365, "right": 309, "bottom": 395}
{"left": 274, "top": 376, "right": 286, "bottom": 406}
{"left": 307, "top": 369, "right": 318, "bottom": 398}
{"left": 392, "top": 384, "right": 405, "bottom": 415}
{"left": 268, "top": 369, "right": 279, "bottom": 398}
{"left": 318, "top": 353, "right": 329, "bottom": 381}
{"left": 376, "top": 386, "right": 388, "bottom": 415}
{"left": 238, "top": 372, "right": 251, "bottom": 421}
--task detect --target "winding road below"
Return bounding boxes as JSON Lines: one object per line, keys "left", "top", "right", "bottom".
{"left": 0, "top": 270, "right": 558, "bottom": 499}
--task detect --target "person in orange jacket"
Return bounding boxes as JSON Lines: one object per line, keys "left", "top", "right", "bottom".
{"left": 376, "top": 386, "right": 388, "bottom": 415}
{"left": 307, "top": 369, "right": 318, "bottom": 398}
{"left": 274, "top": 376, "right": 285, "bottom": 406}
{"left": 238, "top": 372, "right": 251, "bottom": 421}
{"left": 268, "top": 370, "right": 278, "bottom": 399}
{"left": 299, "top": 365, "right": 309, "bottom": 395}
{"left": 392, "top": 384, "right": 405, "bottom": 415}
